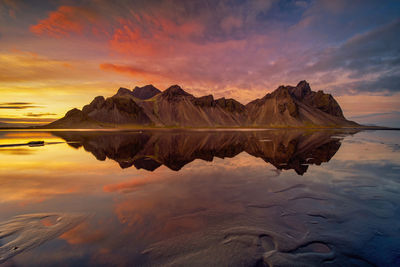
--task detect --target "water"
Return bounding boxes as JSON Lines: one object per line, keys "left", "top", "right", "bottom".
{"left": 0, "top": 129, "right": 399, "bottom": 266}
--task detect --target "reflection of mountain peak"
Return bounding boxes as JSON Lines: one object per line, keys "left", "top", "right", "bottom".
{"left": 54, "top": 130, "right": 356, "bottom": 175}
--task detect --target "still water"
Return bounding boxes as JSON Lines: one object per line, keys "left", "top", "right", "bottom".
{"left": 0, "top": 129, "right": 399, "bottom": 266}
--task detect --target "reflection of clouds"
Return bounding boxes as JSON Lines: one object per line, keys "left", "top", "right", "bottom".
{"left": 0, "top": 148, "right": 33, "bottom": 155}
{"left": 3, "top": 132, "right": 54, "bottom": 138}
{"left": 0, "top": 141, "right": 142, "bottom": 204}
{"left": 103, "top": 172, "right": 167, "bottom": 193}
{"left": 99, "top": 137, "right": 400, "bottom": 265}
{"left": 105, "top": 153, "right": 288, "bottom": 242}
{"left": 0, "top": 132, "right": 60, "bottom": 146}
{"left": 0, "top": 131, "right": 399, "bottom": 265}
{"left": 335, "top": 132, "right": 400, "bottom": 164}
{"left": 60, "top": 222, "right": 105, "bottom": 245}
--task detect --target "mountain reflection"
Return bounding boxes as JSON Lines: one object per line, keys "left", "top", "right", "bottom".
{"left": 53, "top": 130, "right": 356, "bottom": 175}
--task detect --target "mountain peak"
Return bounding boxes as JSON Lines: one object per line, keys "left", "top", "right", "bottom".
{"left": 268, "top": 85, "right": 291, "bottom": 99}
{"left": 132, "top": 84, "right": 161, "bottom": 100}
{"left": 296, "top": 80, "right": 310, "bottom": 89}
{"left": 161, "top": 85, "right": 192, "bottom": 100}
{"left": 46, "top": 80, "right": 358, "bottom": 128}
{"left": 290, "top": 80, "right": 312, "bottom": 99}
{"left": 82, "top": 96, "right": 105, "bottom": 114}
{"left": 65, "top": 108, "right": 82, "bottom": 118}
{"left": 116, "top": 87, "right": 132, "bottom": 97}
{"left": 165, "top": 85, "right": 186, "bottom": 93}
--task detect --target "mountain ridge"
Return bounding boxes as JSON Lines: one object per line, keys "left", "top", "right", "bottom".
{"left": 46, "top": 81, "right": 359, "bottom": 128}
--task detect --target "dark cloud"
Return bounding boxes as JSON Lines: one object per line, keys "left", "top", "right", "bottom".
{"left": 0, "top": 102, "right": 40, "bottom": 109}
{"left": 3, "top": 102, "right": 32, "bottom": 105}
{"left": 309, "top": 20, "right": 400, "bottom": 76}
{"left": 348, "top": 111, "right": 400, "bottom": 128}
{"left": 350, "top": 111, "right": 400, "bottom": 119}
{"left": 348, "top": 73, "right": 400, "bottom": 94}
{"left": 24, "top": 112, "right": 56, "bottom": 117}
{"left": 282, "top": 19, "right": 400, "bottom": 95}
{"left": 0, "top": 117, "right": 55, "bottom": 122}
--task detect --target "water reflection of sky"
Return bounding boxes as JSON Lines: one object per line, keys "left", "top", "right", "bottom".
{"left": 0, "top": 130, "right": 399, "bottom": 266}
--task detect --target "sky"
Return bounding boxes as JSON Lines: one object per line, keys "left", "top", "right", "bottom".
{"left": 0, "top": 0, "right": 399, "bottom": 127}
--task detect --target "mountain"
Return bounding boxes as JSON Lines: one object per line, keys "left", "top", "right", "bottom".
{"left": 132, "top": 85, "right": 161, "bottom": 100}
{"left": 114, "top": 85, "right": 161, "bottom": 100}
{"left": 53, "top": 130, "right": 355, "bottom": 175}
{"left": 138, "top": 85, "right": 248, "bottom": 127}
{"left": 46, "top": 108, "right": 103, "bottom": 128}
{"left": 246, "top": 81, "right": 356, "bottom": 127}
{"left": 45, "top": 81, "right": 359, "bottom": 128}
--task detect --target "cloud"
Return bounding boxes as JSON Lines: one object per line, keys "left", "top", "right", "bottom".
{"left": 30, "top": 5, "right": 98, "bottom": 37}
{"left": 282, "top": 19, "right": 400, "bottom": 95}
{"left": 0, "top": 117, "right": 55, "bottom": 123}
{"left": 99, "top": 63, "right": 165, "bottom": 82}
{"left": 348, "top": 111, "right": 400, "bottom": 128}
{"left": 99, "top": 1, "right": 400, "bottom": 99}
{"left": 2, "top": 0, "right": 400, "bottom": 110}
{"left": 0, "top": 102, "right": 39, "bottom": 109}
{"left": 0, "top": 0, "right": 22, "bottom": 18}
{"left": 24, "top": 112, "right": 57, "bottom": 117}
{"left": 0, "top": 50, "right": 107, "bottom": 84}
{"left": 334, "top": 73, "right": 400, "bottom": 95}
{"left": 308, "top": 20, "right": 400, "bottom": 76}
{"left": 3, "top": 102, "right": 31, "bottom": 105}
{"left": 109, "top": 17, "right": 206, "bottom": 57}
{"left": 350, "top": 111, "right": 400, "bottom": 120}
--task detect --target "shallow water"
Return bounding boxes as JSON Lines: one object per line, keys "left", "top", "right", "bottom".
{"left": 0, "top": 129, "right": 399, "bottom": 266}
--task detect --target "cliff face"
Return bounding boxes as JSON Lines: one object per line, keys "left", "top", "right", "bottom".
{"left": 130, "top": 85, "right": 161, "bottom": 100}
{"left": 139, "top": 85, "right": 248, "bottom": 127}
{"left": 81, "top": 96, "right": 152, "bottom": 125}
{"left": 246, "top": 81, "right": 357, "bottom": 127}
{"left": 46, "top": 81, "right": 358, "bottom": 128}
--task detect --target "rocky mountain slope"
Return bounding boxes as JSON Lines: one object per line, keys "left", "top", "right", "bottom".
{"left": 246, "top": 81, "right": 354, "bottom": 127}
{"left": 46, "top": 81, "right": 358, "bottom": 128}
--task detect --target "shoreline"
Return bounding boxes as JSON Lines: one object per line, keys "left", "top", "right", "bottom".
{"left": 0, "top": 126, "right": 399, "bottom": 131}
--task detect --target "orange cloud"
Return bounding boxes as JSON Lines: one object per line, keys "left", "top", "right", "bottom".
{"left": 30, "top": 5, "right": 98, "bottom": 37}
{"left": 109, "top": 19, "right": 154, "bottom": 56}
{"left": 100, "top": 63, "right": 152, "bottom": 77}
{"left": 109, "top": 17, "right": 204, "bottom": 57}
{"left": 99, "top": 63, "right": 167, "bottom": 84}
